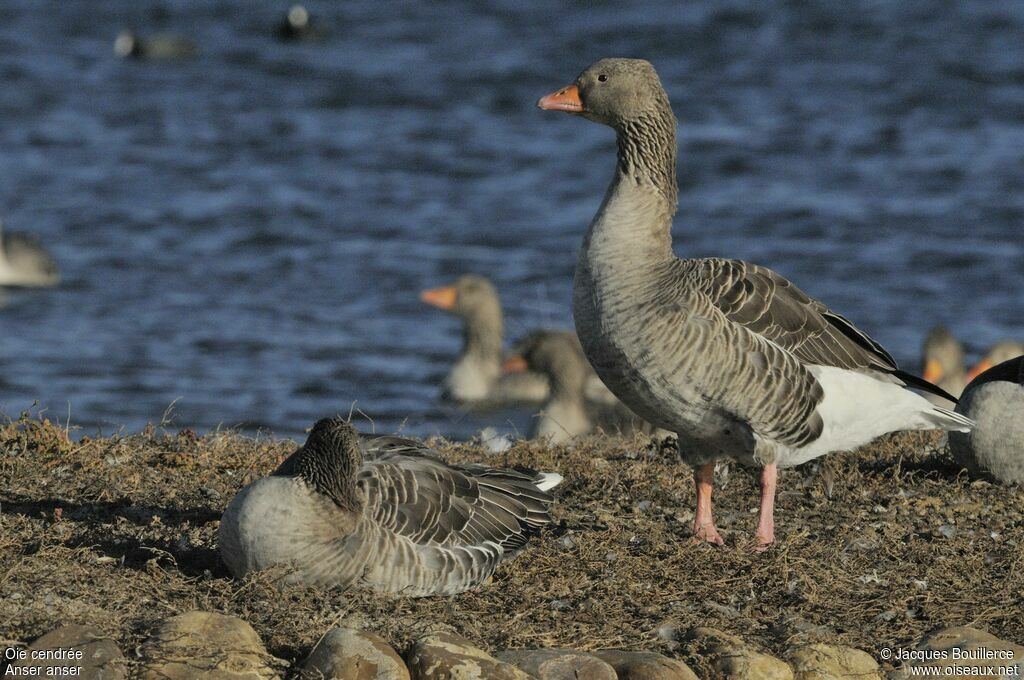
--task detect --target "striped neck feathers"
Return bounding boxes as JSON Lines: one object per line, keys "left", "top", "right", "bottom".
{"left": 462, "top": 307, "right": 503, "bottom": 362}
{"left": 278, "top": 422, "right": 364, "bottom": 511}
{"left": 614, "top": 102, "right": 679, "bottom": 210}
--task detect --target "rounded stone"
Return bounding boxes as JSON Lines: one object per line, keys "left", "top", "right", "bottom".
{"left": 302, "top": 628, "right": 409, "bottom": 680}
{"left": 593, "top": 649, "right": 698, "bottom": 679}
{"left": 683, "top": 627, "right": 793, "bottom": 680}
{"left": 138, "top": 610, "right": 281, "bottom": 679}
{"left": 904, "top": 626, "right": 1023, "bottom": 676}
{"left": 788, "top": 644, "right": 881, "bottom": 680}
{"left": 406, "top": 632, "right": 532, "bottom": 680}
{"left": 496, "top": 649, "right": 616, "bottom": 680}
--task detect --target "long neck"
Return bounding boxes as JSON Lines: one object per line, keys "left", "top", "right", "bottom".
{"left": 461, "top": 307, "right": 503, "bottom": 362}
{"left": 279, "top": 440, "right": 363, "bottom": 511}
{"left": 584, "top": 107, "right": 679, "bottom": 267}
{"left": 549, "top": 363, "right": 587, "bottom": 404}
{"left": 540, "top": 360, "right": 590, "bottom": 440}
{"left": 616, "top": 107, "right": 679, "bottom": 209}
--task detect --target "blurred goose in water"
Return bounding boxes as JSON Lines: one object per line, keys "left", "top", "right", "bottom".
{"left": 538, "top": 58, "right": 972, "bottom": 549}
{"left": 219, "top": 417, "right": 561, "bottom": 596}
{"left": 276, "top": 4, "right": 326, "bottom": 42}
{"left": 920, "top": 326, "right": 966, "bottom": 407}
{"left": 505, "top": 330, "right": 660, "bottom": 444}
{"left": 114, "top": 30, "right": 197, "bottom": 60}
{"left": 965, "top": 341, "right": 1024, "bottom": 383}
{"left": 950, "top": 355, "right": 1024, "bottom": 484}
{"left": 420, "top": 274, "right": 550, "bottom": 407}
{"left": 0, "top": 220, "right": 59, "bottom": 288}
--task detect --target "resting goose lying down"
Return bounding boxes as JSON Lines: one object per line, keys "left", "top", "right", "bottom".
{"left": 219, "top": 418, "right": 561, "bottom": 596}
{"left": 951, "top": 355, "right": 1024, "bottom": 484}
{"left": 538, "top": 58, "right": 972, "bottom": 549}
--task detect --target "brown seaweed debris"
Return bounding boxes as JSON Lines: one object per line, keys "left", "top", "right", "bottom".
{"left": 1, "top": 412, "right": 1021, "bottom": 669}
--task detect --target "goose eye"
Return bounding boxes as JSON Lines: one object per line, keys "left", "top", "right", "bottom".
{"left": 597, "top": 74, "right": 608, "bottom": 82}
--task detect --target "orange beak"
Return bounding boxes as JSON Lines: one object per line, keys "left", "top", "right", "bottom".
{"left": 502, "top": 355, "right": 529, "bottom": 374}
{"left": 922, "top": 359, "right": 944, "bottom": 385}
{"left": 965, "top": 359, "right": 993, "bottom": 383}
{"left": 419, "top": 286, "right": 457, "bottom": 311}
{"left": 537, "top": 84, "right": 583, "bottom": 113}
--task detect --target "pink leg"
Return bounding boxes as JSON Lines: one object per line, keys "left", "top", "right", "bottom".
{"left": 693, "top": 463, "right": 724, "bottom": 545}
{"left": 754, "top": 463, "right": 777, "bottom": 551}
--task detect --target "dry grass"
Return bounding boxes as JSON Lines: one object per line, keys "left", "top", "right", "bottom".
{"left": 1, "top": 411, "right": 1022, "bottom": 675}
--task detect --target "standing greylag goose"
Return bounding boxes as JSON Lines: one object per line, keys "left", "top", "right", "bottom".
{"left": 505, "top": 330, "right": 659, "bottom": 444}
{"left": 0, "top": 220, "right": 59, "bottom": 288}
{"left": 965, "top": 341, "right": 1024, "bottom": 383}
{"left": 538, "top": 58, "right": 972, "bottom": 548}
{"left": 950, "top": 356, "right": 1024, "bottom": 483}
{"left": 921, "top": 326, "right": 967, "bottom": 407}
{"left": 420, "top": 274, "right": 550, "bottom": 407}
{"left": 219, "top": 417, "right": 561, "bottom": 595}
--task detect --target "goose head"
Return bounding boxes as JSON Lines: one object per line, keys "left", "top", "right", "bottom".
{"left": 966, "top": 341, "right": 1024, "bottom": 383}
{"left": 537, "top": 58, "right": 670, "bottom": 129}
{"left": 507, "top": 331, "right": 588, "bottom": 397}
{"left": 420, "top": 274, "right": 501, "bottom": 327}
{"left": 921, "top": 326, "right": 965, "bottom": 385}
{"left": 538, "top": 58, "right": 679, "bottom": 205}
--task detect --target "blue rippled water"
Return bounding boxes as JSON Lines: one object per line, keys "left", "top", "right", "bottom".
{"left": 0, "top": 0, "right": 1022, "bottom": 440}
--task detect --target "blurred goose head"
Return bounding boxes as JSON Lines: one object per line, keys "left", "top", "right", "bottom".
{"left": 966, "top": 341, "right": 1024, "bottom": 383}
{"left": 420, "top": 274, "right": 501, "bottom": 331}
{"left": 921, "top": 326, "right": 966, "bottom": 389}
{"left": 507, "top": 330, "right": 588, "bottom": 399}
{"left": 420, "top": 274, "right": 551, "bottom": 406}
{"left": 420, "top": 275, "right": 503, "bottom": 400}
